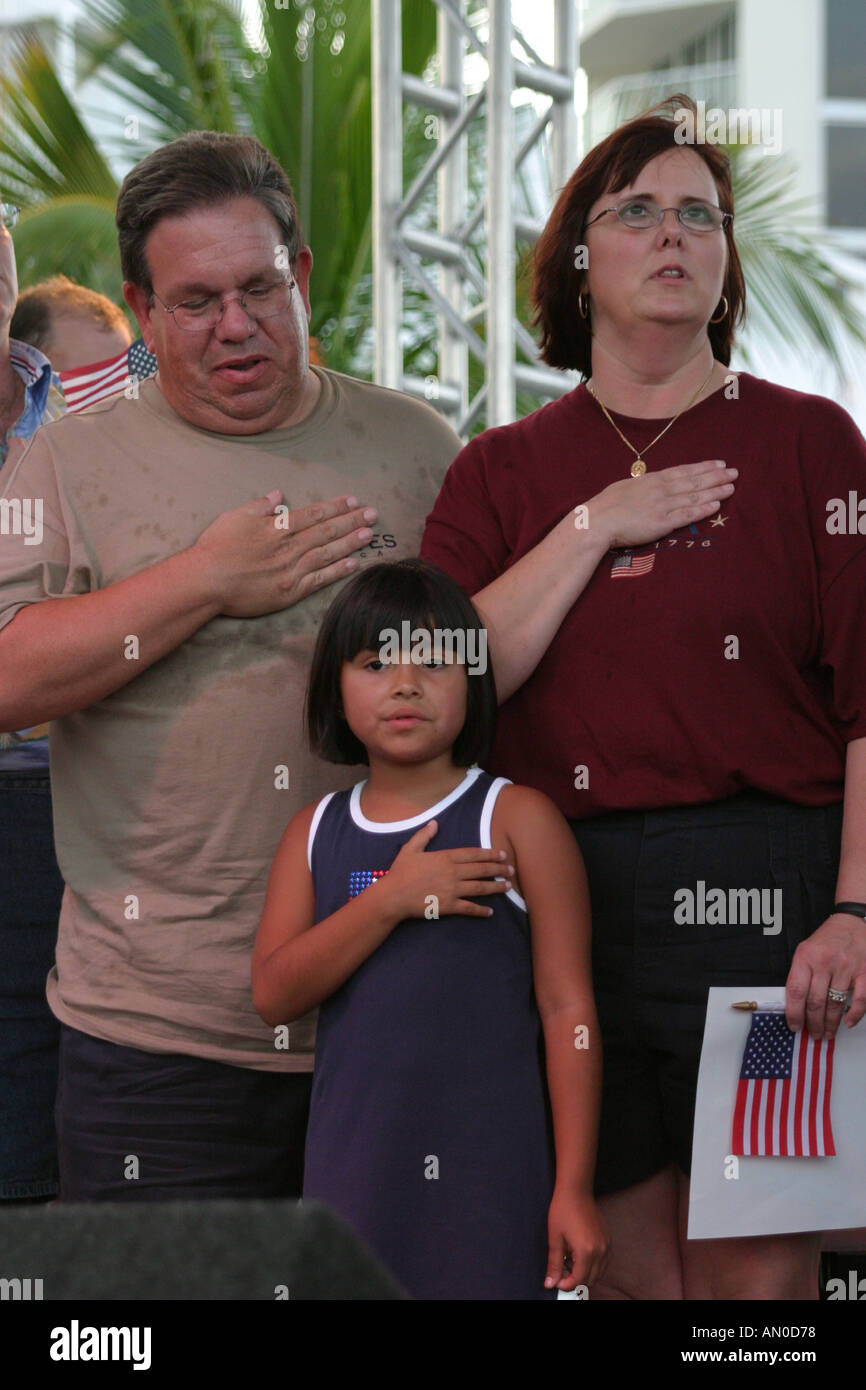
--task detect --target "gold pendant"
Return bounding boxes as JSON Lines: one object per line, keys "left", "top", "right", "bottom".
{"left": 630, "top": 459, "right": 647, "bottom": 477}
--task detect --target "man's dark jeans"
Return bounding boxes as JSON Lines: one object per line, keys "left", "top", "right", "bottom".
{"left": 0, "top": 765, "right": 63, "bottom": 1199}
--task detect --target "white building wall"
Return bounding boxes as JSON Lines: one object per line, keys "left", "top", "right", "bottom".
{"left": 738, "top": 0, "right": 825, "bottom": 210}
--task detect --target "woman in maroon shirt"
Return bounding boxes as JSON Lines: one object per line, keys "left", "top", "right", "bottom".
{"left": 421, "top": 95, "right": 866, "bottom": 1301}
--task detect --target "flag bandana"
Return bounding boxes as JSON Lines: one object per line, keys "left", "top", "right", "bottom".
{"left": 731, "top": 1011, "right": 835, "bottom": 1157}
{"left": 59, "top": 339, "right": 157, "bottom": 413}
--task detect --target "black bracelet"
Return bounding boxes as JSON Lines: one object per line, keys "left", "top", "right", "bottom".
{"left": 833, "top": 901, "right": 866, "bottom": 922}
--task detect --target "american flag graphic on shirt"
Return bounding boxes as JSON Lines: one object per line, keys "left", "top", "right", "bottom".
{"left": 731, "top": 1011, "right": 835, "bottom": 1157}
{"left": 348, "top": 869, "right": 389, "bottom": 898}
{"left": 59, "top": 338, "right": 157, "bottom": 412}
{"left": 610, "top": 549, "right": 656, "bottom": 578}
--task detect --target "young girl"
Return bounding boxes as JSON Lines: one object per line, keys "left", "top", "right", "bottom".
{"left": 252, "top": 559, "right": 609, "bottom": 1300}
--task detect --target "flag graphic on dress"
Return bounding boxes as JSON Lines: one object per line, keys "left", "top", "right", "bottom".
{"left": 610, "top": 549, "right": 655, "bottom": 578}
{"left": 731, "top": 1012, "right": 835, "bottom": 1157}
{"left": 59, "top": 338, "right": 157, "bottom": 412}
{"left": 348, "top": 869, "right": 389, "bottom": 898}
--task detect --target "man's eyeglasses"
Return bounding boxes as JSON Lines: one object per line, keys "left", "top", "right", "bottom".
{"left": 0, "top": 203, "right": 20, "bottom": 230}
{"left": 152, "top": 277, "right": 296, "bottom": 332}
{"left": 585, "top": 200, "right": 733, "bottom": 234}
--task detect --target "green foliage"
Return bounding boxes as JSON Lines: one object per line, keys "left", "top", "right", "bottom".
{"left": 0, "top": 42, "right": 116, "bottom": 201}
{"left": 0, "top": 38, "right": 124, "bottom": 312}
{"left": 12, "top": 199, "right": 124, "bottom": 306}
{"left": 245, "top": 0, "right": 438, "bottom": 360}
{"left": 0, "top": 0, "right": 438, "bottom": 368}
{"left": 73, "top": 0, "right": 253, "bottom": 142}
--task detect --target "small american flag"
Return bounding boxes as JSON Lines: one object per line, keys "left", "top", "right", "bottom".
{"left": 611, "top": 549, "right": 655, "bottom": 579}
{"left": 348, "top": 869, "right": 389, "bottom": 898}
{"left": 59, "top": 338, "right": 157, "bottom": 413}
{"left": 731, "top": 1012, "right": 835, "bottom": 1157}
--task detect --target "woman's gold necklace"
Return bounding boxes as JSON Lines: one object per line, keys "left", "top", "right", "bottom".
{"left": 587, "top": 363, "right": 716, "bottom": 477}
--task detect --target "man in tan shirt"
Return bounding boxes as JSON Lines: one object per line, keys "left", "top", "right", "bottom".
{"left": 0, "top": 132, "right": 460, "bottom": 1201}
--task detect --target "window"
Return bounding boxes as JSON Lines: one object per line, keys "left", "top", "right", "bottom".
{"left": 826, "top": 126, "right": 866, "bottom": 228}
{"left": 826, "top": 0, "right": 866, "bottom": 100}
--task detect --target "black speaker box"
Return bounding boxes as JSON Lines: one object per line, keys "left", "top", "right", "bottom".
{"left": 0, "top": 1199, "right": 408, "bottom": 1300}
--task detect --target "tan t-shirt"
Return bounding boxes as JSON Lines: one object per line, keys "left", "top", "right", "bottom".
{"left": 0, "top": 368, "right": 461, "bottom": 1070}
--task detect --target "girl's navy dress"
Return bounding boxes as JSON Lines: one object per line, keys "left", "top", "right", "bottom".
{"left": 302, "top": 766, "right": 555, "bottom": 1300}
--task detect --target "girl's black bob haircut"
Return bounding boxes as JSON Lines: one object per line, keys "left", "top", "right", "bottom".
{"left": 306, "top": 558, "right": 497, "bottom": 768}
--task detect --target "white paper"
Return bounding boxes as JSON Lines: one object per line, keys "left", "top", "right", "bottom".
{"left": 688, "top": 986, "right": 866, "bottom": 1240}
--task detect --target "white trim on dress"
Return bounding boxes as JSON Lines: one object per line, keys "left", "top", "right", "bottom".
{"left": 479, "top": 776, "right": 528, "bottom": 912}
{"left": 307, "top": 791, "right": 338, "bottom": 870}
{"left": 349, "top": 765, "right": 484, "bottom": 833}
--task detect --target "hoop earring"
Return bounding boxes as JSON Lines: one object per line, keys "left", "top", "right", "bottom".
{"left": 709, "top": 295, "right": 728, "bottom": 325}
{"left": 578, "top": 291, "right": 589, "bottom": 320}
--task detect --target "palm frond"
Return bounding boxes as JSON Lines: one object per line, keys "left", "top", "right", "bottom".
{"left": 74, "top": 0, "right": 253, "bottom": 139}
{"left": 0, "top": 39, "right": 117, "bottom": 203}
{"left": 726, "top": 148, "right": 866, "bottom": 371}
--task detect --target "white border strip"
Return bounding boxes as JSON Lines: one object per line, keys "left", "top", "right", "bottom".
{"left": 479, "top": 776, "right": 527, "bottom": 912}
{"left": 349, "top": 765, "right": 482, "bottom": 833}
{"left": 307, "top": 791, "right": 337, "bottom": 870}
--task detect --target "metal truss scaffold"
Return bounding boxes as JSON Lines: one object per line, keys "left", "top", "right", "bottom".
{"left": 372, "top": 0, "right": 580, "bottom": 435}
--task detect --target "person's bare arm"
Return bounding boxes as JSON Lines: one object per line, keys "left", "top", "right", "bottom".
{"left": 786, "top": 735, "right": 866, "bottom": 1038}
{"left": 492, "top": 784, "right": 609, "bottom": 1292}
{"left": 472, "top": 460, "right": 737, "bottom": 702}
{"left": 0, "top": 490, "right": 377, "bottom": 729}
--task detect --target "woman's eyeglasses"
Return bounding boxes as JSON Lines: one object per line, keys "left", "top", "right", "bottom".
{"left": 586, "top": 200, "right": 733, "bottom": 233}
{"left": 0, "top": 203, "right": 20, "bottom": 230}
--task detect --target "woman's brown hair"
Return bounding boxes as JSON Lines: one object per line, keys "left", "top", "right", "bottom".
{"left": 532, "top": 94, "right": 746, "bottom": 377}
